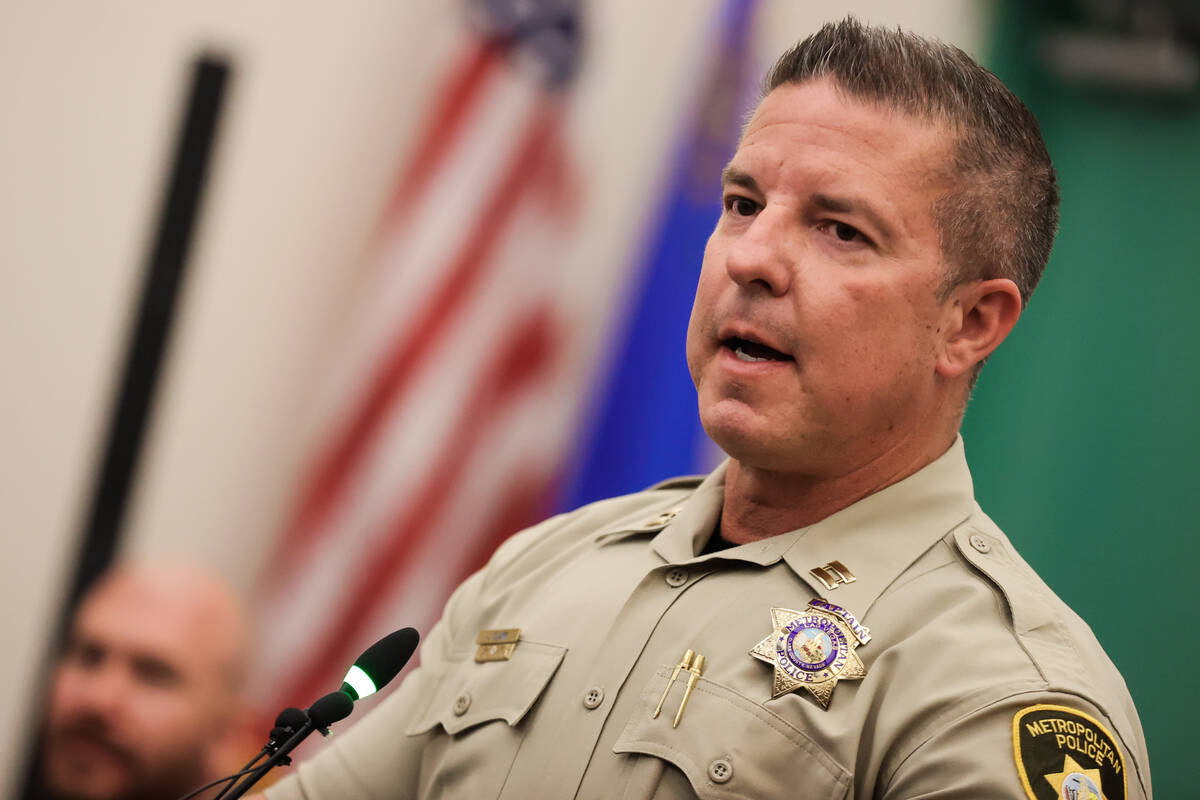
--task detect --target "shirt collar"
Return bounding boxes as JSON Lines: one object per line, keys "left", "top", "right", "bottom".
{"left": 774, "top": 436, "right": 975, "bottom": 614}
{"left": 608, "top": 437, "right": 975, "bottom": 615}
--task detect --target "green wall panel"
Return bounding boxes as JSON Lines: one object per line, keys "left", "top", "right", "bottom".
{"left": 966, "top": 3, "right": 1200, "bottom": 795}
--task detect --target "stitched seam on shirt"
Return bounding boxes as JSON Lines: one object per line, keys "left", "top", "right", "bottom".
{"left": 987, "top": 540, "right": 1098, "bottom": 698}
{"left": 864, "top": 534, "right": 962, "bottom": 621}
{"left": 873, "top": 545, "right": 1053, "bottom": 699}
{"left": 948, "top": 531, "right": 1052, "bottom": 686}
{"left": 879, "top": 683, "right": 1057, "bottom": 790}
{"left": 614, "top": 740, "right": 748, "bottom": 800}
{"left": 689, "top": 681, "right": 851, "bottom": 784}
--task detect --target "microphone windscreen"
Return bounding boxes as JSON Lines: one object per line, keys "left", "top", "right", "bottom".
{"left": 308, "top": 691, "right": 354, "bottom": 727}
{"left": 269, "top": 707, "right": 309, "bottom": 741}
{"left": 274, "top": 707, "right": 307, "bottom": 729}
{"left": 342, "top": 628, "right": 420, "bottom": 700}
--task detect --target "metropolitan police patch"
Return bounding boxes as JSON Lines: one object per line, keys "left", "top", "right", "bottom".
{"left": 1012, "top": 704, "right": 1126, "bottom": 800}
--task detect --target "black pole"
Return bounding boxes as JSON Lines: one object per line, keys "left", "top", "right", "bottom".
{"left": 68, "top": 52, "right": 231, "bottom": 608}
{"left": 19, "top": 52, "right": 233, "bottom": 800}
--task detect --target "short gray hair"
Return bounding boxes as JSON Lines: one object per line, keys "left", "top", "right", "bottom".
{"left": 765, "top": 17, "right": 1059, "bottom": 306}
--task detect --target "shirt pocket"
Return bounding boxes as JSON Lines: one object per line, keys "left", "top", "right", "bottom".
{"left": 613, "top": 668, "right": 851, "bottom": 800}
{"left": 404, "top": 639, "right": 566, "bottom": 799}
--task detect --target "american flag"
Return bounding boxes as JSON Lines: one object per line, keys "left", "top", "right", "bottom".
{"left": 251, "top": 0, "right": 587, "bottom": 715}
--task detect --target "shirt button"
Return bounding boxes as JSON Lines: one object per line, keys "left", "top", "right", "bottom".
{"left": 452, "top": 693, "right": 472, "bottom": 716}
{"left": 969, "top": 534, "right": 991, "bottom": 554}
{"left": 582, "top": 686, "right": 605, "bottom": 710}
{"left": 708, "top": 758, "right": 733, "bottom": 784}
{"left": 664, "top": 567, "right": 689, "bottom": 588}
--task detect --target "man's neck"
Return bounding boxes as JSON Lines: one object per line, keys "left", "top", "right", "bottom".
{"left": 719, "top": 431, "right": 957, "bottom": 544}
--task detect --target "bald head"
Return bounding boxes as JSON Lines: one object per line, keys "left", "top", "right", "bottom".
{"left": 43, "top": 559, "right": 251, "bottom": 800}
{"left": 98, "top": 560, "right": 250, "bottom": 690}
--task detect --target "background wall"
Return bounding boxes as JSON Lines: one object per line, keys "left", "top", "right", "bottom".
{"left": 963, "top": 1, "right": 1199, "bottom": 792}
{"left": 5, "top": 0, "right": 1187, "bottom": 796}
{"left": 1, "top": 2, "right": 457, "bottom": 790}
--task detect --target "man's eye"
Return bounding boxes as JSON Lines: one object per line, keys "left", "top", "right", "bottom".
{"left": 824, "top": 221, "right": 870, "bottom": 245}
{"left": 724, "top": 196, "right": 759, "bottom": 217}
{"left": 133, "top": 656, "right": 183, "bottom": 688}
{"left": 66, "top": 641, "right": 104, "bottom": 669}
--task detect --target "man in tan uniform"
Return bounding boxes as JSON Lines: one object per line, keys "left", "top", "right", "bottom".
{"left": 263, "top": 18, "right": 1151, "bottom": 800}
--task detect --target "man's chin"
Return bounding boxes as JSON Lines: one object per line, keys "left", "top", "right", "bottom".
{"left": 48, "top": 770, "right": 200, "bottom": 800}
{"left": 46, "top": 771, "right": 131, "bottom": 800}
{"left": 44, "top": 739, "right": 133, "bottom": 797}
{"left": 701, "top": 404, "right": 795, "bottom": 466}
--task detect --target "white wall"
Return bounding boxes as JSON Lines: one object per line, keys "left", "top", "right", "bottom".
{"left": 0, "top": 0, "right": 986, "bottom": 792}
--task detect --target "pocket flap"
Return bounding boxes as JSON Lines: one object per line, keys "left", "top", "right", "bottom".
{"left": 405, "top": 640, "right": 566, "bottom": 736}
{"left": 613, "top": 669, "right": 851, "bottom": 800}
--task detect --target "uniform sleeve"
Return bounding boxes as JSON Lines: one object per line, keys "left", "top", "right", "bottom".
{"left": 264, "top": 566, "right": 487, "bottom": 800}
{"left": 880, "top": 691, "right": 1149, "bottom": 800}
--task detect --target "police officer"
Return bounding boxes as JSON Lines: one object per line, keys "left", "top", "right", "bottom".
{"left": 262, "top": 18, "right": 1151, "bottom": 800}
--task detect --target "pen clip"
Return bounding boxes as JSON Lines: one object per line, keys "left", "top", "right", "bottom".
{"left": 652, "top": 648, "right": 694, "bottom": 719}
{"left": 672, "top": 653, "right": 706, "bottom": 728}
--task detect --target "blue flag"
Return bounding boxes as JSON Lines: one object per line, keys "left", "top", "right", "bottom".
{"left": 560, "top": 0, "right": 761, "bottom": 510}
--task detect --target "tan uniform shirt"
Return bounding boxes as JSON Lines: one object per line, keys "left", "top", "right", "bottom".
{"left": 267, "top": 439, "right": 1151, "bottom": 799}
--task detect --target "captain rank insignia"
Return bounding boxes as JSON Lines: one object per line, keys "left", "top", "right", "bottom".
{"left": 475, "top": 628, "right": 521, "bottom": 662}
{"left": 749, "top": 599, "right": 871, "bottom": 708}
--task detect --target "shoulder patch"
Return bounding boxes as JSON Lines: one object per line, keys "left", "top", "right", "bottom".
{"left": 1012, "top": 704, "right": 1126, "bottom": 800}
{"left": 644, "top": 475, "right": 705, "bottom": 492}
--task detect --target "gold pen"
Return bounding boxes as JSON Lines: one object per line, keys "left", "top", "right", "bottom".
{"left": 652, "top": 649, "right": 694, "bottom": 719}
{"left": 672, "top": 653, "right": 706, "bottom": 728}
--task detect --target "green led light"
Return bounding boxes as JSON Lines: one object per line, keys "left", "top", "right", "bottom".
{"left": 343, "top": 664, "right": 378, "bottom": 700}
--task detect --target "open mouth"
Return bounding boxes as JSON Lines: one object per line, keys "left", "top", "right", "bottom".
{"left": 723, "top": 336, "right": 793, "bottom": 363}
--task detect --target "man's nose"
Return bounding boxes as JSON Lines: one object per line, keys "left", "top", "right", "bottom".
{"left": 67, "top": 663, "right": 133, "bottom": 719}
{"left": 724, "top": 209, "right": 794, "bottom": 296}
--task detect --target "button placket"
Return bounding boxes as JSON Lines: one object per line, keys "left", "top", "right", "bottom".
{"left": 530, "top": 567, "right": 712, "bottom": 794}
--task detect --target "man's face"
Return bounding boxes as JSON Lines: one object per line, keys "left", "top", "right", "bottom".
{"left": 686, "top": 78, "right": 957, "bottom": 476}
{"left": 43, "top": 574, "right": 236, "bottom": 800}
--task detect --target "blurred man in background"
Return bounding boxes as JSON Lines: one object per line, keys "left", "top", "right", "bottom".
{"left": 38, "top": 560, "right": 250, "bottom": 800}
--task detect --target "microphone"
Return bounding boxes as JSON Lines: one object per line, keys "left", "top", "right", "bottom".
{"left": 307, "top": 690, "right": 354, "bottom": 728}
{"left": 340, "top": 627, "right": 420, "bottom": 701}
{"left": 268, "top": 707, "right": 307, "bottom": 748}
{"left": 179, "top": 708, "right": 309, "bottom": 800}
{"left": 212, "top": 627, "right": 421, "bottom": 800}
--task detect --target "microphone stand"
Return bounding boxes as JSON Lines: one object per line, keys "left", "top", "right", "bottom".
{"left": 218, "top": 718, "right": 323, "bottom": 799}
{"left": 195, "top": 628, "right": 418, "bottom": 799}
{"left": 220, "top": 691, "right": 351, "bottom": 799}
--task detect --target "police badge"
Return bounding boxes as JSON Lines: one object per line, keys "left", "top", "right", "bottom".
{"left": 749, "top": 600, "right": 870, "bottom": 708}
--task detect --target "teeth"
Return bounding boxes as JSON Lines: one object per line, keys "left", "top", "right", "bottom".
{"left": 734, "top": 346, "right": 769, "bottom": 363}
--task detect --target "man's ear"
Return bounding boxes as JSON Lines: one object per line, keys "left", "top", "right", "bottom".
{"left": 936, "top": 278, "right": 1023, "bottom": 378}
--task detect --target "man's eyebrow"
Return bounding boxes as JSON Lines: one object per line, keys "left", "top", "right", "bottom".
{"left": 811, "top": 193, "right": 895, "bottom": 241}
{"left": 721, "top": 165, "right": 760, "bottom": 193}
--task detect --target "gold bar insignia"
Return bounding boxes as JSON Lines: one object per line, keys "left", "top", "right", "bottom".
{"left": 809, "top": 560, "right": 857, "bottom": 591}
{"left": 475, "top": 628, "right": 521, "bottom": 662}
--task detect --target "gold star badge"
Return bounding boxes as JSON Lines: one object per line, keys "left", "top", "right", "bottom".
{"left": 1044, "top": 754, "right": 1104, "bottom": 799}
{"left": 749, "top": 601, "right": 869, "bottom": 708}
